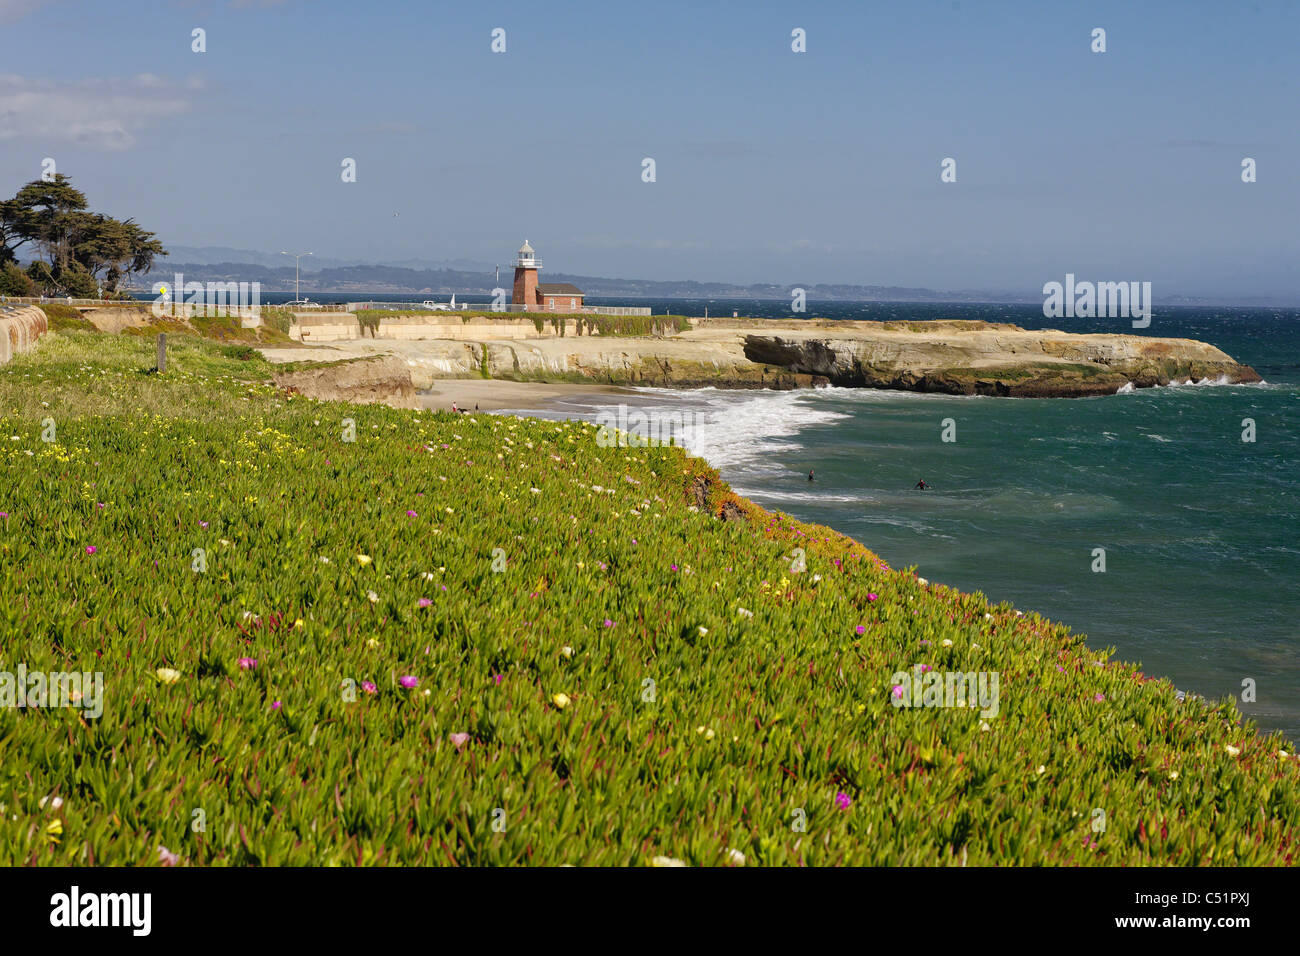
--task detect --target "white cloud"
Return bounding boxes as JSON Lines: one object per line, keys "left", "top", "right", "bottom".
{"left": 0, "top": 73, "right": 196, "bottom": 150}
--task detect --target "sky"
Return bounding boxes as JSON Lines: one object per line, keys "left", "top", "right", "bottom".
{"left": 2, "top": 0, "right": 1298, "bottom": 298}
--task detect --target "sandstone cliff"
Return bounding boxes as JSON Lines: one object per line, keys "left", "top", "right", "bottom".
{"left": 738, "top": 320, "right": 1261, "bottom": 397}
{"left": 0, "top": 305, "right": 48, "bottom": 365}
{"left": 262, "top": 317, "right": 1261, "bottom": 399}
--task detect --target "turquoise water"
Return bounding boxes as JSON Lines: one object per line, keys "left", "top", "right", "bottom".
{"left": 517, "top": 302, "right": 1300, "bottom": 741}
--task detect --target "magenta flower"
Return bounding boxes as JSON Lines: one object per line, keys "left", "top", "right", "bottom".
{"left": 0, "top": 512, "right": 8, "bottom": 519}
{"left": 361, "top": 681, "right": 377, "bottom": 695}
{"left": 199, "top": 520, "right": 208, "bottom": 529}
{"left": 406, "top": 510, "right": 418, "bottom": 518}
{"left": 418, "top": 598, "right": 432, "bottom": 608}
{"left": 867, "top": 593, "right": 878, "bottom": 602}
{"left": 670, "top": 564, "right": 678, "bottom": 572}
{"left": 96, "top": 502, "right": 105, "bottom": 509}
{"left": 891, "top": 685, "right": 905, "bottom": 699}
{"left": 855, "top": 625, "right": 865, "bottom": 635}
{"left": 919, "top": 664, "right": 932, "bottom": 673}
{"left": 399, "top": 675, "right": 419, "bottom": 689}
{"left": 84, "top": 546, "right": 97, "bottom": 554}
{"left": 1093, "top": 692, "right": 1105, "bottom": 702}
{"left": 237, "top": 657, "right": 258, "bottom": 670}
{"left": 270, "top": 701, "right": 282, "bottom": 710}
{"left": 603, "top": 618, "right": 614, "bottom": 628}
{"left": 835, "top": 791, "right": 852, "bottom": 810}
{"left": 493, "top": 674, "right": 504, "bottom": 684}
{"left": 448, "top": 732, "right": 470, "bottom": 750}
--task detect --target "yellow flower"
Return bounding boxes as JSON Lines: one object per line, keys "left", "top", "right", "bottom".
{"left": 1225, "top": 744, "right": 1241, "bottom": 756}
{"left": 366, "top": 638, "right": 380, "bottom": 649}
{"left": 155, "top": 667, "right": 181, "bottom": 684}
{"left": 552, "top": 693, "right": 571, "bottom": 710}
{"left": 355, "top": 554, "right": 372, "bottom": 565}
{"left": 650, "top": 856, "right": 686, "bottom": 867}
{"left": 294, "top": 618, "right": 304, "bottom": 629}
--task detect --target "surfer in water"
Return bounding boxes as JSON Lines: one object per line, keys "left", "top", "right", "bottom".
{"left": 808, "top": 469, "right": 815, "bottom": 482}
{"left": 914, "top": 478, "right": 929, "bottom": 490}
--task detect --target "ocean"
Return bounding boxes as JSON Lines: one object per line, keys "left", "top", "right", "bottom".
{"left": 501, "top": 300, "right": 1300, "bottom": 741}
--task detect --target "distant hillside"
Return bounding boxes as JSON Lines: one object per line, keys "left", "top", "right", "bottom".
{"left": 134, "top": 259, "right": 1297, "bottom": 306}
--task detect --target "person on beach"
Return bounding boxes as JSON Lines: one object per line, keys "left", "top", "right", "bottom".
{"left": 915, "top": 478, "right": 929, "bottom": 490}
{"left": 451, "top": 402, "right": 458, "bottom": 414}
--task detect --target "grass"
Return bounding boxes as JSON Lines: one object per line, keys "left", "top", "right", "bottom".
{"left": 0, "top": 331, "right": 1297, "bottom": 866}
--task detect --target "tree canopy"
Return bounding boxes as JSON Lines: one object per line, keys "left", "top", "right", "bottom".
{"left": 0, "top": 175, "right": 166, "bottom": 297}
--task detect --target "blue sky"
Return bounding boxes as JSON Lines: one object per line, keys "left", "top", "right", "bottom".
{"left": 2, "top": 0, "right": 1297, "bottom": 297}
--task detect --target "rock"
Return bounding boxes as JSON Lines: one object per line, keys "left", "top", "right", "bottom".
{"left": 740, "top": 320, "right": 1261, "bottom": 397}
{"left": 271, "top": 355, "right": 420, "bottom": 408}
{"left": 0, "top": 306, "right": 48, "bottom": 365}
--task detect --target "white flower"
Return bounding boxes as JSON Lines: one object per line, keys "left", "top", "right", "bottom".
{"left": 1035, "top": 765, "right": 1046, "bottom": 775}
{"left": 1225, "top": 744, "right": 1241, "bottom": 756}
{"left": 724, "top": 848, "right": 746, "bottom": 866}
{"left": 38, "top": 796, "right": 63, "bottom": 810}
{"left": 697, "top": 626, "right": 708, "bottom": 636}
{"left": 941, "top": 639, "right": 953, "bottom": 647}
{"left": 319, "top": 555, "right": 331, "bottom": 564}
{"left": 916, "top": 577, "right": 928, "bottom": 586}
{"left": 651, "top": 856, "right": 687, "bottom": 867}
{"left": 367, "top": 590, "right": 379, "bottom": 603}
{"left": 561, "top": 646, "right": 573, "bottom": 658}
{"left": 737, "top": 607, "right": 753, "bottom": 619}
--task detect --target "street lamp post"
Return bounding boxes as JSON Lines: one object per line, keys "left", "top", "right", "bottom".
{"left": 280, "top": 251, "right": 313, "bottom": 303}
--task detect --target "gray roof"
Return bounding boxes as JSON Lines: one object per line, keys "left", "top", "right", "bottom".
{"left": 536, "top": 283, "right": 583, "bottom": 296}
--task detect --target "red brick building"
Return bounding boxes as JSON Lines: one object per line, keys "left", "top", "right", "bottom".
{"left": 511, "top": 240, "right": 584, "bottom": 312}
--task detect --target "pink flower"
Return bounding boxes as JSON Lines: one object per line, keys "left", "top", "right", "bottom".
{"left": 237, "top": 657, "right": 258, "bottom": 670}
{"left": 96, "top": 502, "right": 105, "bottom": 509}
{"left": 418, "top": 598, "right": 432, "bottom": 607}
{"left": 835, "top": 791, "right": 852, "bottom": 810}
{"left": 891, "top": 685, "right": 905, "bottom": 699}
{"left": 399, "top": 675, "right": 419, "bottom": 689}
{"left": 157, "top": 845, "right": 179, "bottom": 867}
{"left": 855, "top": 625, "right": 865, "bottom": 635}
{"left": 85, "top": 546, "right": 97, "bottom": 554}
{"left": 270, "top": 701, "right": 282, "bottom": 710}
{"left": 361, "top": 681, "right": 377, "bottom": 694}
{"left": 493, "top": 673, "right": 504, "bottom": 684}
{"left": 199, "top": 520, "right": 208, "bottom": 528}
{"left": 670, "top": 564, "right": 678, "bottom": 572}
{"left": 919, "top": 664, "right": 932, "bottom": 673}
{"left": 448, "top": 732, "right": 470, "bottom": 750}
{"left": 1093, "top": 693, "right": 1105, "bottom": 702}
{"left": 0, "top": 512, "right": 8, "bottom": 519}
{"left": 406, "top": 510, "right": 418, "bottom": 517}
{"left": 867, "top": 593, "right": 878, "bottom": 602}
{"left": 603, "top": 619, "right": 614, "bottom": 628}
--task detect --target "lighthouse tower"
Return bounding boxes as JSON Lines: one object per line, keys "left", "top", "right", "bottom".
{"left": 511, "top": 239, "right": 541, "bottom": 307}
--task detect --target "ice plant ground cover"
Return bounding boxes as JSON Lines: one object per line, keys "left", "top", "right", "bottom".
{"left": 0, "top": 332, "right": 1297, "bottom": 866}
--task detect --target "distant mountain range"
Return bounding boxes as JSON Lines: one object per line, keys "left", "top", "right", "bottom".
{"left": 133, "top": 248, "right": 1298, "bottom": 306}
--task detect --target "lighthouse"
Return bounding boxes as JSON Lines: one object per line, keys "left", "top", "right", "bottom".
{"left": 511, "top": 239, "right": 540, "bottom": 307}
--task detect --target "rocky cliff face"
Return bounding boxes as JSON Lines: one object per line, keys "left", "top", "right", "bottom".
{"left": 740, "top": 321, "right": 1262, "bottom": 397}
{"left": 0, "top": 306, "right": 48, "bottom": 365}
{"left": 271, "top": 355, "right": 420, "bottom": 408}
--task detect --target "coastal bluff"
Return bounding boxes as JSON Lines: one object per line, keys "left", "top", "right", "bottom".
{"left": 0, "top": 305, "right": 48, "bottom": 366}
{"left": 266, "top": 315, "right": 1261, "bottom": 399}
{"left": 736, "top": 319, "right": 1263, "bottom": 397}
